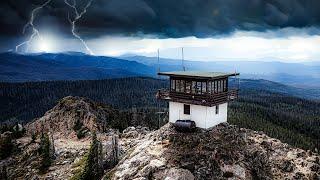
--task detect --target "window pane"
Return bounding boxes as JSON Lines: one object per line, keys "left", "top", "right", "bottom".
{"left": 212, "top": 81, "right": 214, "bottom": 93}
{"left": 171, "top": 79, "right": 175, "bottom": 91}
{"left": 176, "top": 80, "right": 180, "bottom": 92}
{"left": 196, "top": 82, "right": 202, "bottom": 94}
{"left": 226, "top": 79, "right": 228, "bottom": 91}
{"left": 184, "top": 104, "right": 190, "bottom": 115}
{"left": 222, "top": 80, "right": 224, "bottom": 91}
{"left": 192, "top": 81, "right": 196, "bottom": 94}
{"left": 202, "top": 82, "right": 207, "bottom": 93}
{"left": 214, "top": 81, "right": 217, "bottom": 93}
{"left": 216, "top": 105, "right": 219, "bottom": 114}
{"left": 181, "top": 80, "right": 185, "bottom": 92}
{"left": 186, "top": 81, "right": 191, "bottom": 93}
{"left": 221, "top": 81, "right": 223, "bottom": 92}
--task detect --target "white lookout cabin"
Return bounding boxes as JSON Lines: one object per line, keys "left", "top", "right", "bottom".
{"left": 157, "top": 71, "right": 240, "bottom": 129}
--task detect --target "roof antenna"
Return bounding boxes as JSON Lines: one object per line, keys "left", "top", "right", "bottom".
{"left": 235, "top": 69, "right": 240, "bottom": 90}
{"left": 157, "top": 49, "right": 160, "bottom": 78}
{"left": 182, "top": 47, "right": 186, "bottom": 71}
{"left": 156, "top": 48, "right": 165, "bottom": 130}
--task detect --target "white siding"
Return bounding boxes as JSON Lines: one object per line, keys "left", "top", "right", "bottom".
{"left": 169, "top": 101, "right": 228, "bottom": 129}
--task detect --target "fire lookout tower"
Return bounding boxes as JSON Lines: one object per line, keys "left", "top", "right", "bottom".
{"left": 157, "top": 71, "right": 240, "bottom": 129}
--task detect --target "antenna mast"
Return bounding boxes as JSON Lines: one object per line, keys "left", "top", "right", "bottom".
{"left": 234, "top": 69, "right": 240, "bottom": 90}
{"left": 157, "top": 49, "right": 160, "bottom": 78}
{"left": 156, "top": 49, "right": 164, "bottom": 129}
{"left": 182, "top": 47, "right": 185, "bottom": 71}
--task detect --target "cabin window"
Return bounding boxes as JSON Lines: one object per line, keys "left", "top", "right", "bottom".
{"left": 181, "top": 80, "right": 185, "bottom": 92}
{"left": 208, "top": 81, "right": 212, "bottom": 94}
{"left": 219, "top": 80, "right": 222, "bottom": 92}
{"left": 186, "top": 81, "right": 191, "bottom": 93}
{"left": 171, "top": 79, "right": 175, "bottom": 91}
{"left": 214, "top": 81, "right": 217, "bottom": 93}
{"left": 192, "top": 81, "right": 196, "bottom": 94}
{"left": 202, "top": 82, "right": 207, "bottom": 94}
{"left": 184, "top": 104, "right": 190, "bottom": 115}
{"left": 221, "top": 80, "right": 224, "bottom": 92}
{"left": 225, "top": 79, "right": 228, "bottom": 91}
{"left": 216, "top": 80, "right": 220, "bottom": 93}
{"left": 176, "top": 80, "right": 180, "bottom": 92}
{"left": 216, "top": 105, "right": 219, "bottom": 114}
{"left": 196, "top": 82, "right": 202, "bottom": 94}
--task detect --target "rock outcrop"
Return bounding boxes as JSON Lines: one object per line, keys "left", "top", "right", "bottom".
{"left": 107, "top": 123, "right": 320, "bottom": 180}
{"left": 25, "top": 96, "right": 117, "bottom": 136}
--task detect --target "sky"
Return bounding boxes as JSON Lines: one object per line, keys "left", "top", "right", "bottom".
{"left": 1, "top": 0, "right": 320, "bottom": 62}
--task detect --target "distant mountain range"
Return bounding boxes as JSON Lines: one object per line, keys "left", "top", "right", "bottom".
{"left": 234, "top": 79, "right": 320, "bottom": 100}
{"left": 0, "top": 52, "right": 155, "bottom": 82}
{"left": 120, "top": 55, "right": 320, "bottom": 88}
{"left": 0, "top": 52, "right": 319, "bottom": 89}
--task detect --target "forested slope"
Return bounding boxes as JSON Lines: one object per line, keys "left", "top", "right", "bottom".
{"left": 229, "top": 89, "right": 320, "bottom": 151}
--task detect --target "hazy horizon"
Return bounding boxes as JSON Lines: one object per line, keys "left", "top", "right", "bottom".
{"left": 3, "top": 48, "right": 320, "bottom": 64}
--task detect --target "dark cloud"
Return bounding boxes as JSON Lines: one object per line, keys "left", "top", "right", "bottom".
{"left": 0, "top": 0, "right": 320, "bottom": 39}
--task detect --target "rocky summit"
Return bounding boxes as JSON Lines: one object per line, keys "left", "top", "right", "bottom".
{"left": 0, "top": 96, "right": 319, "bottom": 179}
{"left": 25, "top": 96, "right": 119, "bottom": 136}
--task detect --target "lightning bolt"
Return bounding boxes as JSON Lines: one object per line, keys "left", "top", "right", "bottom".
{"left": 64, "top": 0, "right": 94, "bottom": 55}
{"left": 15, "top": 0, "right": 52, "bottom": 53}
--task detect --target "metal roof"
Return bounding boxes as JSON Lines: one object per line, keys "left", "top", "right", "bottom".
{"left": 158, "top": 71, "right": 240, "bottom": 79}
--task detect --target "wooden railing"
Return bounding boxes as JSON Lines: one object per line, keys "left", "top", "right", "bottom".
{"left": 157, "top": 88, "right": 238, "bottom": 106}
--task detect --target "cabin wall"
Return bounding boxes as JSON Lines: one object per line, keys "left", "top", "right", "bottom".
{"left": 169, "top": 101, "right": 228, "bottom": 129}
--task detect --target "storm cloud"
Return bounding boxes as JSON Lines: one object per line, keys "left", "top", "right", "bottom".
{"left": 1, "top": 0, "right": 320, "bottom": 38}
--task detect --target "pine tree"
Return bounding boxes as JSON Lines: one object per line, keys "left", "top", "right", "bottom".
{"left": 72, "top": 132, "right": 103, "bottom": 180}
{"left": 38, "top": 133, "right": 52, "bottom": 173}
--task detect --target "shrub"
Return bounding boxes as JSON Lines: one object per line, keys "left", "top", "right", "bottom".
{"left": 76, "top": 129, "right": 86, "bottom": 139}
{"left": 31, "top": 133, "right": 36, "bottom": 143}
{"left": 73, "top": 119, "right": 83, "bottom": 131}
{"left": 38, "top": 133, "right": 52, "bottom": 173}
{"left": 0, "top": 133, "right": 14, "bottom": 159}
{"left": 74, "top": 120, "right": 87, "bottom": 139}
